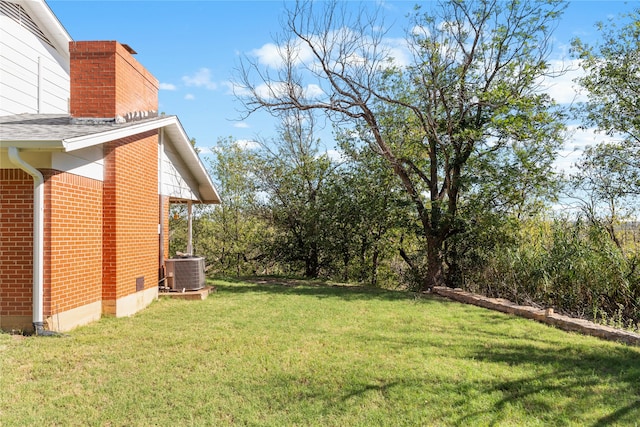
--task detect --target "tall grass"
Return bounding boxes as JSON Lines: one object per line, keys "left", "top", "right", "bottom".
{"left": 463, "top": 218, "right": 640, "bottom": 330}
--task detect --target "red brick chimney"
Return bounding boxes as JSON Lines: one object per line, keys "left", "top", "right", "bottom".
{"left": 69, "top": 41, "right": 159, "bottom": 123}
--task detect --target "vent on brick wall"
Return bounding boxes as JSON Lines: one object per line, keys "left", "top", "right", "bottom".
{"left": 0, "top": 1, "right": 54, "bottom": 48}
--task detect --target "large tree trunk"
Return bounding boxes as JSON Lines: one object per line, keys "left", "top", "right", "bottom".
{"left": 425, "top": 235, "right": 445, "bottom": 291}
{"left": 305, "top": 242, "right": 319, "bottom": 278}
{"left": 342, "top": 246, "right": 350, "bottom": 282}
{"left": 371, "top": 247, "right": 379, "bottom": 287}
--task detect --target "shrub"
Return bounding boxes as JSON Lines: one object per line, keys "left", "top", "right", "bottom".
{"left": 462, "top": 217, "right": 640, "bottom": 330}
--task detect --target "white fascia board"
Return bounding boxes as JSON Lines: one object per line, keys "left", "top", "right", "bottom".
{"left": 62, "top": 117, "right": 177, "bottom": 151}
{"left": 20, "top": 0, "right": 73, "bottom": 60}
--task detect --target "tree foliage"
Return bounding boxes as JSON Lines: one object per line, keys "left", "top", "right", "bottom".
{"left": 204, "top": 136, "right": 268, "bottom": 276}
{"left": 570, "top": 143, "right": 639, "bottom": 249}
{"left": 251, "top": 110, "right": 337, "bottom": 278}
{"left": 570, "top": 9, "right": 640, "bottom": 247}
{"left": 323, "top": 144, "right": 414, "bottom": 285}
{"left": 572, "top": 9, "right": 640, "bottom": 144}
{"left": 237, "top": 0, "right": 567, "bottom": 289}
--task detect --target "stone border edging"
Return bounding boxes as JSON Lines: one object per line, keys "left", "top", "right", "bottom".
{"left": 432, "top": 287, "right": 640, "bottom": 346}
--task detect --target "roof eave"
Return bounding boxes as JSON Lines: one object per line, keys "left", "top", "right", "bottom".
{"left": 20, "top": 0, "right": 73, "bottom": 60}
{"left": 63, "top": 116, "right": 221, "bottom": 204}
{"left": 62, "top": 117, "right": 176, "bottom": 151}
{"left": 1, "top": 115, "right": 221, "bottom": 205}
{"left": 161, "top": 117, "right": 221, "bottom": 204}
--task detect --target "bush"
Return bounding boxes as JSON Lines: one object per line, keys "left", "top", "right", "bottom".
{"left": 462, "top": 217, "right": 640, "bottom": 330}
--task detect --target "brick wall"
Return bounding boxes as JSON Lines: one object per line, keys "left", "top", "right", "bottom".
{"left": 0, "top": 170, "right": 34, "bottom": 322}
{"left": 0, "top": 169, "right": 105, "bottom": 329}
{"left": 69, "top": 39, "right": 162, "bottom": 316}
{"left": 103, "top": 130, "right": 159, "bottom": 314}
{"left": 69, "top": 41, "right": 159, "bottom": 120}
{"left": 42, "top": 170, "right": 103, "bottom": 316}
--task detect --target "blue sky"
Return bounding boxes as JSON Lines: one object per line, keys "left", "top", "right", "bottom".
{"left": 48, "top": 0, "right": 637, "bottom": 170}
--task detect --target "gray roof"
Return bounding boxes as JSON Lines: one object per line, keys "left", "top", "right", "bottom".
{"left": 0, "top": 113, "right": 221, "bottom": 204}
{"left": 0, "top": 114, "right": 166, "bottom": 143}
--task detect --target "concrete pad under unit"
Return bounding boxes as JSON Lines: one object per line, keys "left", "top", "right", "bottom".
{"left": 159, "top": 286, "right": 216, "bottom": 301}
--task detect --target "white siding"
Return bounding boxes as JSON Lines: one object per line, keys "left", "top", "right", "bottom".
{"left": 161, "top": 144, "right": 200, "bottom": 201}
{"left": 0, "top": 8, "right": 69, "bottom": 116}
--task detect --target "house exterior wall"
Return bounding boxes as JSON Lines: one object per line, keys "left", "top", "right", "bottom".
{"left": 0, "top": 169, "right": 105, "bottom": 332}
{"left": 102, "top": 130, "right": 159, "bottom": 316}
{"left": 43, "top": 169, "right": 103, "bottom": 331}
{"left": 52, "top": 147, "right": 104, "bottom": 182}
{"left": 1, "top": 136, "right": 163, "bottom": 331}
{"left": 0, "top": 169, "right": 34, "bottom": 331}
{"left": 0, "top": 1, "right": 69, "bottom": 116}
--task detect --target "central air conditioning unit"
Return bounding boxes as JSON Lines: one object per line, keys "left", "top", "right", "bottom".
{"left": 164, "top": 256, "right": 206, "bottom": 291}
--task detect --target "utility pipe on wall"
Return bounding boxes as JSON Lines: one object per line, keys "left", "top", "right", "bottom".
{"left": 158, "top": 128, "right": 165, "bottom": 280}
{"left": 8, "top": 147, "right": 45, "bottom": 335}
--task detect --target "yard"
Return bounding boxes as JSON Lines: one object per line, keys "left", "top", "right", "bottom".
{"left": 1, "top": 279, "right": 639, "bottom": 426}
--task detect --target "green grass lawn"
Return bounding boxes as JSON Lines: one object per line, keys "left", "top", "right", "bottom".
{"left": 1, "top": 279, "right": 639, "bottom": 426}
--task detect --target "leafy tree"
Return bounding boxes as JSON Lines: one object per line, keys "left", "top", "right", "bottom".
{"left": 571, "top": 8, "right": 640, "bottom": 247}
{"left": 205, "top": 136, "right": 266, "bottom": 276}
{"left": 572, "top": 9, "right": 640, "bottom": 148}
{"left": 237, "top": 0, "right": 567, "bottom": 290}
{"left": 570, "top": 143, "right": 639, "bottom": 249}
{"left": 320, "top": 146, "right": 413, "bottom": 286}
{"left": 253, "top": 110, "right": 337, "bottom": 278}
{"left": 168, "top": 203, "right": 188, "bottom": 257}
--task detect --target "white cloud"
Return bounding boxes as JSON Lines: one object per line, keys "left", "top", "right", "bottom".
{"left": 251, "top": 43, "right": 283, "bottom": 68}
{"left": 182, "top": 68, "right": 218, "bottom": 90}
{"left": 324, "top": 149, "right": 348, "bottom": 163}
{"left": 184, "top": 93, "right": 195, "bottom": 100}
{"left": 251, "top": 39, "right": 315, "bottom": 69}
{"left": 382, "top": 37, "right": 411, "bottom": 68}
{"left": 555, "top": 125, "right": 618, "bottom": 174}
{"left": 255, "top": 82, "right": 289, "bottom": 99}
{"left": 304, "top": 84, "right": 324, "bottom": 98}
{"left": 248, "top": 27, "right": 409, "bottom": 81}
{"left": 235, "top": 139, "right": 261, "bottom": 150}
{"left": 251, "top": 81, "right": 323, "bottom": 101}
{"left": 411, "top": 25, "right": 431, "bottom": 38}
{"left": 537, "top": 59, "right": 587, "bottom": 105}
{"left": 234, "top": 122, "right": 250, "bottom": 129}
{"left": 159, "top": 82, "right": 177, "bottom": 91}
{"left": 197, "top": 147, "right": 214, "bottom": 156}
